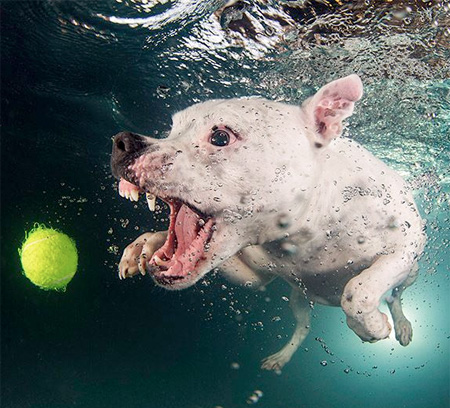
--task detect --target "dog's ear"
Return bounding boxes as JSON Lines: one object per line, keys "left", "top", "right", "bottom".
{"left": 302, "top": 74, "right": 363, "bottom": 146}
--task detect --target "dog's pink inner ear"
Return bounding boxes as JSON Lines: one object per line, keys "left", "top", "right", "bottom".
{"left": 303, "top": 74, "right": 363, "bottom": 144}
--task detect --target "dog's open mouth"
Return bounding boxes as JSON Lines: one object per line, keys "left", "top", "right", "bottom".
{"left": 118, "top": 178, "right": 215, "bottom": 287}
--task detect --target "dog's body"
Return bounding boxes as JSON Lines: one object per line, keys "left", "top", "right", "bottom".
{"left": 111, "top": 75, "right": 425, "bottom": 370}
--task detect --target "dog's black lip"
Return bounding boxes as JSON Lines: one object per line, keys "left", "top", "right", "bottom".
{"left": 149, "top": 266, "right": 202, "bottom": 288}
{"left": 111, "top": 161, "right": 139, "bottom": 182}
{"left": 154, "top": 274, "right": 185, "bottom": 284}
{"left": 111, "top": 150, "right": 145, "bottom": 181}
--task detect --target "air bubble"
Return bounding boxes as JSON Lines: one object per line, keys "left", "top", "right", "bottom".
{"left": 246, "top": 390, "right": 263, "bottom": 404}
{"left": 156, "top": 85, "right": 170, "bottom": 98}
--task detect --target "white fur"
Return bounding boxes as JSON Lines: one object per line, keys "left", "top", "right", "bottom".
{"left": 117, "top": 75, "right": 425, "bottom": 370}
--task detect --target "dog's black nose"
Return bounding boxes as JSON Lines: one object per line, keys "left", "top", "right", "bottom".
{"left": 111, "top": 131, "right": 148, "bottom": 178}
{"left": 112, "top": 131, "right": 147, "bottom": 155}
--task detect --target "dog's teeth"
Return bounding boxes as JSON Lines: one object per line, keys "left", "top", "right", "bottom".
{"left": 154, "top": 255, "right": 163, "bottom": 266}
{"left": 146, "top": 193, "right": 156, "bottom": 211}
{"left": 154, "top": 254, "right": 170, "bottom": 266}
{"left": 131, "top": 189, "right": 139, "bottom": 202}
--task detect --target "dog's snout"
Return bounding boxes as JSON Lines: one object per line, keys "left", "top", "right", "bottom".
{"left": 111, "top": 131, "right": 149, "bottom": 178}
{"left": 113, "top": 131, "right": 147, "bottom": 155}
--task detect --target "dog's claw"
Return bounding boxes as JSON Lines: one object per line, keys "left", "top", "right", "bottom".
{"left": 118, "top": 231, "right": 167, "bottom": 281}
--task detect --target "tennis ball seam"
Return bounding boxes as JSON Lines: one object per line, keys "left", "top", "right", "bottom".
{"left": 48, "top": 273, "right": 75, "bottom": 285}
{"left": 20, "top": 234, "right": 59, "bottom": 254}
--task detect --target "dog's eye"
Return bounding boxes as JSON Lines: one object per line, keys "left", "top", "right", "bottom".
{"left": 210, "top": 129, "right": 231, "bottom": 147}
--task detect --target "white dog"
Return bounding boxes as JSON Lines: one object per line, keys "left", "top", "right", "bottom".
{"left": 111, "top": 74, "right": 425, "bottom": 370}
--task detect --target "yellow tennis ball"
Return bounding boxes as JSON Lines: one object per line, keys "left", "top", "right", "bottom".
{"left": 19, "top": 224, "right": 78, "bottom": 291}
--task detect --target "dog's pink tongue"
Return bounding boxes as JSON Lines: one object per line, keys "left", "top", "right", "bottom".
{"left": 174, "top": 204, "right": 200, "bottom": 256}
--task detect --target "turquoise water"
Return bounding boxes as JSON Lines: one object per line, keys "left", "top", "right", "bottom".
{"left": 1, "top": 1, "right": 449, "bottom": 407}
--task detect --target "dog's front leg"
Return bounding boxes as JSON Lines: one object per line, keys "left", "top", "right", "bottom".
{"left": 220, "top": 256, "right": 275, "bottom": 289}
{"left": 261, "top": 287, "right": 310, "bottom": 371}
{"left": 220, "top": 245, "right": 277, "bottom": 289}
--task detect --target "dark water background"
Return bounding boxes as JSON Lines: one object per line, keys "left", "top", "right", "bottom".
{"left": 1, "top": 1, "right": 449, "bottom": 407}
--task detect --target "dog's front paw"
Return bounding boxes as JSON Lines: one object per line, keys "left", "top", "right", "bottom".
{"left": 261, "top": 349, "right": 292, "bottom": 371}
{"left": 118, "top": 231, "right": 167, "bottom": 280}
{"left": 346, "top": 310, "right": 392, "bottom": 343}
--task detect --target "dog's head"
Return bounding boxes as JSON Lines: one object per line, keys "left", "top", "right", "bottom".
{"left": 111, "top": 74, "right": 363, "bottom": 289}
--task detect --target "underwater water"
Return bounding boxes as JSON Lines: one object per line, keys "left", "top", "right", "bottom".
{"left": 1, "top": 1, "right": 449, "bottom": 407}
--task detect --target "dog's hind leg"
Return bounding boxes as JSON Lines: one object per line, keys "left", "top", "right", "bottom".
{"left": 386, "top": 262, "right": 419, "bottom": 346}
{"left": 341, "top": 249, "right": 422, "bottom": 343}
{"left": 261, "top": 288, "right": 310, "bottom": 371}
